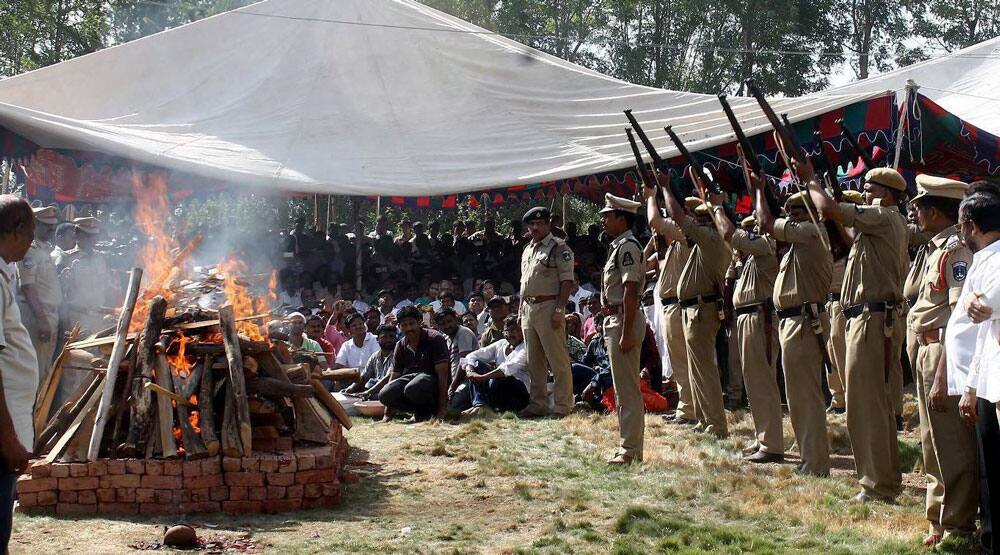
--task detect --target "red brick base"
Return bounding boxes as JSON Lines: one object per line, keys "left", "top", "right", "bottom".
{"left": 18, "top": 425, "right": 348, "bottom": 516}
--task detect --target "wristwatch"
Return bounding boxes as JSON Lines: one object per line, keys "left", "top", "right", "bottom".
{"left": 554, "top": 307, "right": 564, "bottom": 313}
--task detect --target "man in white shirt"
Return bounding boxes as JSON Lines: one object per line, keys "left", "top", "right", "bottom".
{"left": 0, "top": 196, "right": 38, "bottom": 554}
{"left": 459, "top": 315, "right": 530, "bottom": 415}
{"left": 333, "top": 313, "right": 380, "bottom": 371}
{"left": 436, "top": 308, "right": 478, "bottom": 409}
{"left": 949, "top": 189, "right": 1000, "bottom": 554}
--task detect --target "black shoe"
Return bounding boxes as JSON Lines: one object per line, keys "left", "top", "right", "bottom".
{"left": 744, "top": 450, "right": 784, "bottom": 464}
{"left": 826, "top": 405, "right": 846, "bottom": 414}
{"left": 896, "top": 415, "right": 904, "bottom": 432}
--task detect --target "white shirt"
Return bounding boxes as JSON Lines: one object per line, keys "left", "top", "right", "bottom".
{"left": 335, "top": 333, "right": 380, "bottom": 369}
{"left": 430, "top": 300, "right": 467, "bottom": 315}
{"left": 0, "top": 264, "right": 38, "bottom": 450}
{"left": 948, "top": 240, "right": 1000, "bottom": 401}
{"left": 463, "top": 340, "right": 530, "bottom": 390}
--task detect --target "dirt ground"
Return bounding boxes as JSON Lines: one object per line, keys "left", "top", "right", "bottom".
{"left": 9, "top": 406, "right": 979, "bottom": 554}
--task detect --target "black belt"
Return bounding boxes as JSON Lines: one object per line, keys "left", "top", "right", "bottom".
{"left": 828, "top": 292, "right": 841, "bottom": 303}
{"left": 776, "top": 303, "right": 826, "bottom": 319}
{"left": 906, "top": 296, "right": 917, "bottom": 308}
{"left": 679, "top": 294, "right": 721, "bottom": 309}
{"left": 660, "top": 296, "right": 679, "bottom": 308}
{"left": 734, "top": 303, "right": 766, "bottom": 316}
{"left": 843, "top": 302, "right": 890, "bottom": 319}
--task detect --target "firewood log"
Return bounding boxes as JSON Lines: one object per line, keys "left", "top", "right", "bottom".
{"left": 168, "top": 356, "right": 208, "bottom": 460}
{"left": 219, "top": 305, "right": 252, "bottom": 456}
{"left": 120, "top": 296, "right": 167, "bottom": 458}
{"left": 198, "top": 357, "right": 220, "bottom": 457}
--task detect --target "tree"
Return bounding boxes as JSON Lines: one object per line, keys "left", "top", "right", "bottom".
{"left": 911, "top": 0, "right": 1000, "bottom": 52}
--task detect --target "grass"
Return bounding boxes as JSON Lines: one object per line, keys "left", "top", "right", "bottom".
{"left": 9, "top": 404, "right": 978, "bottom": 554}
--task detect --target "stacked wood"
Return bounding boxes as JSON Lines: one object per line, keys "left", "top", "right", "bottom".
{"left": 33, "top": 264, "right": 352, "bottom": 464}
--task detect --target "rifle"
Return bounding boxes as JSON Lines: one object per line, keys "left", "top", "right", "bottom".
{"left": 626, "top": 127, "right": 665, "bottom": 258}
{"left": 746, "top": 80, "right": 809, "bottom": 166}
{"left": 808, "top": 127, "right": 842, "bottom": 203}
{"left": 623, "top": 109, "right": 684, "bottom": 204}
{"left": 717, "top": 94, "right": 782, "bottom": 216}
{"left": 836, "top": 119, "right": 878, "bottom": 171}
{"left": 663, "top": 125, "right": 723, "bottom": 195}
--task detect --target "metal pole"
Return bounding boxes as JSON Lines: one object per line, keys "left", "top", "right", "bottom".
{"left": 353, "top": 199, "right": 363, "bottom": 293}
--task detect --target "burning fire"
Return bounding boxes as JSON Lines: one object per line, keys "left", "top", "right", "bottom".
{"left": 166, "top": 332, "right": 195, "bottom": 377}
{"left": 130, "top": 175, "right": 177, "bottom": 331}
{"left": 219, "top": 258, "right": 272, "bottom": 341}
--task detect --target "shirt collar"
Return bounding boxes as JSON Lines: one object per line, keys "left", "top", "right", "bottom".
{"left": 532, "top": 233, "right": 555, "bottom": 247}
{"left": 610, "top": 230, "right": 635, "bottom": 248}
{"left": 930, "top": 225, "right": 959, "bottom": 249}
{"left": 0, "top": 263, "right": 10, "bottom": 283}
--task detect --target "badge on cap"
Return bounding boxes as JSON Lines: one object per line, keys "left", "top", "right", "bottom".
{"left": 953, "top": 261, "right": 968, "bottom": 282}
{"left": 622, "top": 252, "right": 634, "bottom": 267}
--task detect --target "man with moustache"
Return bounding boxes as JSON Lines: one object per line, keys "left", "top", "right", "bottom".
{"left": 378, "top": 306, "right": 450, "bottom": 422}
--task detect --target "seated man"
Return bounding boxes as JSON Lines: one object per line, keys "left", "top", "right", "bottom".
{"left": 458, "top": 315, "right": 530, "bottom": 415}
{"left": 378, "top": 306, "right": 450, "bottom": 421}
{"left": 345, "top": 324, "right": 398, "bottom": 397}
{"left": 479, "top": 296, "right": 509, "bottom": 347}
{"left": 333, "top": 312, "right": 379, "bottom": 371}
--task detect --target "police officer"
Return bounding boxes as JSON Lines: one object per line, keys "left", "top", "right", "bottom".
{"left": 754, "top": 183, "right": 832, "bottom": 475}
{"left": 827, "top": 189, "right": 863, "bottom": 414}
{"left": 59, "top": 217, "right": 114, "bottom": 403}
{"left": 599, "top": 193, "right": 646, "bottom": 464}
{"left": 706, "top": 193, "right": 782, "bottom": 462}
{"left": 643, "top": 178, "right": 694, "bottom": 425}
{"left": 518, "top": 207, "right": 575, "bottom": 418}
{"left": 907, "top": 175, "right": 976, "bottom": 545}
{"left": 803, "top": 161, "right": 909, "bottom": 502}
{"left": 16, "top": 206, "right": 62, "bottom": 384}
{"left": 662, "top": 184, "right": 731, "bottom": 438}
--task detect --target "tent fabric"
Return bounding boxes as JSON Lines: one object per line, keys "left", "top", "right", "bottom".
{"left": 823, "top": 36, "right": 1000, "bottom": 136}
{"left": 0, "top": 0, "right": 884, "bottom": 198}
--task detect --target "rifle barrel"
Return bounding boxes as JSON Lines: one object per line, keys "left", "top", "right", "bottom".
{"left": 745, "top": 80, "right": 807, "bottom": 165}
{"left": 836, "top": 119, "right": 878, "bottom": 170}
{"left": 663, "top": 125, "right": 721, "bottom": 195}
{"left": 717, "top": 94, "right": 762, "bottom": 174}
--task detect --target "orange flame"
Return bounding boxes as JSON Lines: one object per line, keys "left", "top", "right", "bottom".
{"left": 189, "top": 409, "right": 201, "bottom": 434}
{"left": 219, "top": 258, "right": 269, "bottom": 341}
{"left": 166, "top": 331, "right": 195, "bottom": 377}
{"left": 130, "top": 175, "right": 178, "bottom": 331}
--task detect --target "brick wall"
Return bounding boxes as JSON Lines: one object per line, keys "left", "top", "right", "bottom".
{"left": 18, "top": 424, "right": 348, "bottom": 516}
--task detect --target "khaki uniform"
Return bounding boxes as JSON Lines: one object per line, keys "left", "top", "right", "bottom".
{"left": 677, "top": 218, "right": 731, "bottom": 436}
{"left": 519, "top": 233, "right": 575, "bottom": 415}
{"left": 827, "top": 258, "right": 847, "bottom": 410}
{"left": 839, "top": 201, "right": 908, "bottom": 499}
{"left": 651, "top": 218, "right": 693, "bottom": 420}
{"left": 908, "top": 226, "right": 977, "bottom": 536}
{"left": 602, "top": 230, "right": 646, "bottom": 458}
{"left": 16, "top": 240, "right": 62, "bottom": 383}
{"left": 59, "top": 250, "right": 113, "bottom": 403}
{"left": 902, "top": 224, "right": 934, "bottom": 416}
{"left": 730, "top": 230, "right": 781, "bottom": 454}
{"left": 724, "top": 256, "right": 744, "bottom": 403}
{"left": 772, "top": 217, "right": 833, "bottom": 475}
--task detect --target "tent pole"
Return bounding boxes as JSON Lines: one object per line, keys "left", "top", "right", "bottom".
{"left": 1, "top": 160, "right": 10, "bottom": 195}
{"left": 354, "top": 199, "right": 363, "bottom": 294}
{"left": 562, "top": 194, "right": 567, "bottom": 225}
{"left": 375, "top": 195, "right": 381, "bottom": 217}
{"left": 326, "top": 195, "right": 333, "bottom": 232}
{"left": 313, "top": 194, "right": 319, "bottom": 231}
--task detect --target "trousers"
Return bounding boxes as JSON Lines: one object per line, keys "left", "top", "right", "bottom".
{"left": 778, "top": 312, "right": 831, "bottom": 475}
{"left": 521, "top": 300, "right": 573, "bottom": 415}
{"left": 682, "top": 304, "right": 726, "bottom": 436}
{"left": 379, "top": 373, "right": 440, "bottom": 416}
{"left": 826, "top": 300, "right": 847, "bottom": 410}
{"left": 914, "top": 341, "right": 977, "bottom": 536}
{"left": 471, "top": 376, "right": 529, "bottom": 412}
{"left": 846, "top": 309, "right": 903, "bottom": 499}
{"left": 661, "top": 304, "right": 694, "bottom": 420}
{"left": 737, "top": 311, "right": 783, "bottom": 455}
{"left": 977, "top": 398, "right": 1000, "bottom": 554}
{"left": 604, "top": 311, "right": 646, "bottom": 459}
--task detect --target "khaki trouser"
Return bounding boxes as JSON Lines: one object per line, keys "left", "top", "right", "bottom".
{"left": 846, "top": 309, "right": 903, "bottom": 500}
{"left": 21, "top": 306, "right": 59, "bottom": 392}
{"left": 915, "top": 339, "right": 978, "bottom": 535}
{"left": 737, "top": 310, "right": 782, "bottom": 454}
{"left": 660, "top": 304, "right": 694, "bottom": 420}
{"left": 604, "top": 311, "right": 646, "bottom": 459}
{"left": 827, "top": 300, "right": 847, "bottom": 410}
{"left": 726, "top": 323, "right": 743, "bottom": 402}
{"left": 682, "top": 304, "right": 727, "bottom": 436}
{"left": 521, "top": 300, "right": 574, "bottom": 415}
{"left": 778, "top": 311, "right": 831, "bottom": 475}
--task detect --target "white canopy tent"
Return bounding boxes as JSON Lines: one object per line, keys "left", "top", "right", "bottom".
{"left": 0, "top": 0, "right": 887, "bottom": 197}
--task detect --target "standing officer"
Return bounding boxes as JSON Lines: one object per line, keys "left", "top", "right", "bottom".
{"left": 518, "top": 206, "right": 575, "bottom": 418}
{"left": 804, "top": 160, "right": 909, "bottom": 502}
{"left": 662, "top": 184, "right": 731, "bottom": 438}
{"left": 827, "top": 189, "right": 863, "bottom": 414}
{"left": 59, "top": 217, "right": 114, "bottom": 404}
{"left": 643, "top": 178, "right": 694, "bottom": 425}
{"left": 754, "top": 180, "right": 832, "bottom": 475}
{"left": 907, "top": 175, "right": 976, "bottom": 546}
{"left": 16, "top": 206, "right": 62, "bottom": 385}
{"left": 599, "top": 193, "right": 646, "bottom": 464}
{"left": 706, "top": 194, "right": 782, "bottom": 462}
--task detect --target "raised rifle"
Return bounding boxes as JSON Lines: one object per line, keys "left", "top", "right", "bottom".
{"left": 717, "top": 94, "right": 782, "bottom": 215}
{"left": 626, "top": 127, "right": 665, "bottom": 258}
{"left": 623, "top": 109, "right": 684, "bottom": 204}
{"left": 807, "top": 127, "right": 852, "bottom": 260}
{"left": 663, "top": 125, "right": 723, "bottom": 195}
{"left": 836, "top": 119, "right": 878, "bottom": 171}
